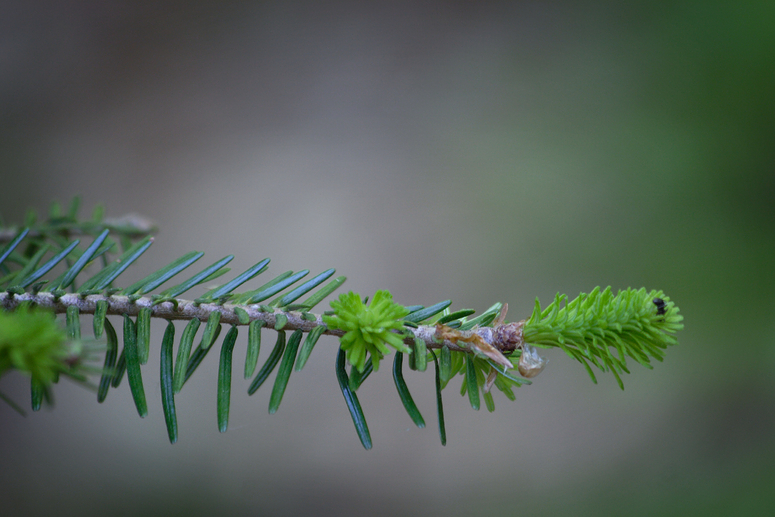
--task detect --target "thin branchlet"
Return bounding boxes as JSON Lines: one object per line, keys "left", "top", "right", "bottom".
{"left": 1, "top": 285, "right": 681, "bottom": 391}
{"left": 1, "top": 200, "right": 684, "bottom": 448}
{"left": 0, "top": 292, "right": 523, "bottom": 353}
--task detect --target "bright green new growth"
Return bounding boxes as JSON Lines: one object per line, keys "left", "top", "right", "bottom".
{"left": 0, "top": 307, "right": 68, "bottom": 384}
{"left": 323, "top": 290, "right": 410, "bottom": 372}
{"left": 523, "top": 287, "right": 684, "bottom": 388}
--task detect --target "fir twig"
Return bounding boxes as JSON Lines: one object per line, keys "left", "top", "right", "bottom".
{"left": 0, "top": 200, "right": 683, "bottom": 449}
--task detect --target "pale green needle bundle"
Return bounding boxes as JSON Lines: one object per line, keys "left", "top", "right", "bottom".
{"left": 322, "top": 290, "right": 411, "bottom": 373}
{"left": 523, "top": 287, "right": 684, "bottom": 388}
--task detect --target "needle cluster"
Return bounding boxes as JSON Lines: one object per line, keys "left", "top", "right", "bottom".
{"left": 322, "top": 290, "right": 410, "bottom": 372}
{"left": 522, "top": 287, "right": 684, "bottom": 388}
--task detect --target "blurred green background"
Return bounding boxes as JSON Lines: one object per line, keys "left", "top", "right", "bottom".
{"left": 2, "top": 1, "right": 774, "bottom": 516}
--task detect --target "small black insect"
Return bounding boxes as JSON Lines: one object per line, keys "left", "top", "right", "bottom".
{"left": 653, "top": 297, "right": 667, "bottom": 316}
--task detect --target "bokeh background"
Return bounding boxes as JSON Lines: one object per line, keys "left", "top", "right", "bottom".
{"left": 2, "top": 1, "right": 774, "bottom": 515}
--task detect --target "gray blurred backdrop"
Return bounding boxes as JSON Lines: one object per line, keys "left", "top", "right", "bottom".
{"left": 2, "top": 1, "right": 774, "bottom": 516}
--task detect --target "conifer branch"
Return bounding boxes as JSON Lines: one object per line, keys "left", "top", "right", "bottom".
{"left": 0, "top": 199, "right": 683, "bottom": 447}
{"left": 0, "top": 291, "right": 519, "bottom": 354}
